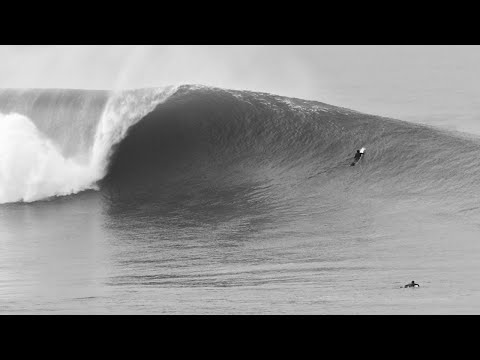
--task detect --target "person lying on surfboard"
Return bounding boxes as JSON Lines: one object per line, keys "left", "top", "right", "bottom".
{"left": 404, "top": 281, "right": 419, "bottom": 288}
{"left": 350, "top": 147, "right": 366, "bottom": 166}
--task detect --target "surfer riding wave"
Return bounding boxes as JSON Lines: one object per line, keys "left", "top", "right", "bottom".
{"left": 351, "top": 147, "right": 366, "bottom": 166}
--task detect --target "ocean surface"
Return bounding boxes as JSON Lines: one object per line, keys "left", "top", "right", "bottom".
{"left": 1, "top": 84, "right": 480, "bottom": 314}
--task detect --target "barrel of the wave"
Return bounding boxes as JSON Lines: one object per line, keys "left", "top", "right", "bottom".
{"left": 89, "top": 86, "right": 180, "bottom": 182}
{"left": 0, "top": 86, "right": 179, "bottom": 204}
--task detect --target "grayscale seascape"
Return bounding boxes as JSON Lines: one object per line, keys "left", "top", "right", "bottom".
{"left": 1, "top": 45, "right": 480, "bottom": 314}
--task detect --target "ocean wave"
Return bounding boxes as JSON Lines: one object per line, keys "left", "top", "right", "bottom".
{"left": 1, "top": 85, "right": 480, "bottom": 207}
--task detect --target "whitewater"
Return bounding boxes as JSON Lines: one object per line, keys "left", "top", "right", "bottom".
{"left": 1, "top": 85, "right": 480, "bottom": 314}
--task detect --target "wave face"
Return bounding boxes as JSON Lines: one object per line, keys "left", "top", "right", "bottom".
{"left": 2, "top": 85, "right": 480, "bottom": 214}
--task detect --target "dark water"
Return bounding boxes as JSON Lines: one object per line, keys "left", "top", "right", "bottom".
{"left": 1, "top": 85, "right": 480, "bottom": 314}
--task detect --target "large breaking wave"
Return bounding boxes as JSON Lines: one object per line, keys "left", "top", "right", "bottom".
{"left": 1, "top": 85, "right": 480, "bottom": 213}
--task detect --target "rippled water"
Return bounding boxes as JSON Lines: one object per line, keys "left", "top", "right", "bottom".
{"left": 2, "top": 181, "right": 480, "bottom": 314}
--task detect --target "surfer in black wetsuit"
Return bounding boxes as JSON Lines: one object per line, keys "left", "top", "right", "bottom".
{"left": 354, "top": 150, "right": 363, "bottom": 161}
{"left": 404, "top": 281, "right": 419, "bottom": 288}
{"left": 350, "top": 147, "right": 365, "bottom": 166}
